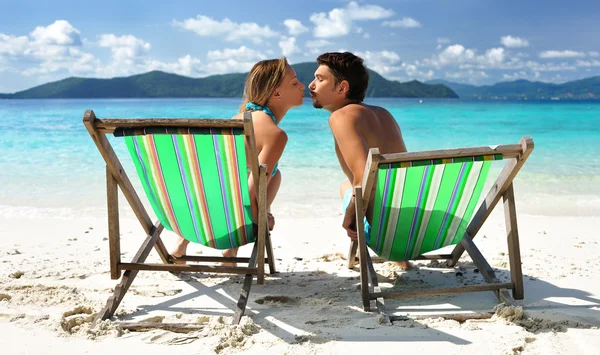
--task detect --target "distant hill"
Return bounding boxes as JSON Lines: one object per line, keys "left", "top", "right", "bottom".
{"left": 0, "top": 62, "right": 458, "bottom": 99}
{"left": 427, "top": 77, "right": 600, "bottom": 100}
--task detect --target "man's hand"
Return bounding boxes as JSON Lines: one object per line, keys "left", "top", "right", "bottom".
{"left": 342, "top": 203, "right": 358, "bottom": 240}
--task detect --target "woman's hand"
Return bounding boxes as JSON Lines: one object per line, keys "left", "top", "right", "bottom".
{"left": 267, "top": 212, "right": 275, "bottom": 231}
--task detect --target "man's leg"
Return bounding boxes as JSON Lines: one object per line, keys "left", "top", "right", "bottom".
{"left": 340, "top": 180, "right": 352, "bottom": 199}
{"left": 341, "top": 181, "right": 411, "bottom": 270}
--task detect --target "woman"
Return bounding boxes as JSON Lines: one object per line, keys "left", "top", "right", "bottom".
{"left": 171, "top": 57, "right": 305, "bottom": 263}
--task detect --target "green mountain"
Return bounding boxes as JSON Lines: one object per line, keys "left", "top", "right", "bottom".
{"left": 427, "top": 77, "right": 600, "bottom": 100}
{"left": 0, "top": 62, "right": 458, "bottom": 99}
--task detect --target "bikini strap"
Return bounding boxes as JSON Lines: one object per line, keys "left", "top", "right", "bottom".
{"left": 245, "top": 102, "right": 277, "bottom": 125}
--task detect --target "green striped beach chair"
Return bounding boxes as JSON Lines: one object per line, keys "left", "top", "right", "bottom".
{"left": 83, "top": 110, "right": 275, "bottom": 325}
{"left": 348, "top": 137, "right": 534, "bottom": 318}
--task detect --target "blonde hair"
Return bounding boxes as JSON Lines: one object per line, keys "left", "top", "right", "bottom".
{"left": 240, "top": 57, "right": 289, "bottom": 112}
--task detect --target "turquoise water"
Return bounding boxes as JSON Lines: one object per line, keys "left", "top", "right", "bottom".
{"left": 1, "top": 98, "right": 599, "bottom": 218}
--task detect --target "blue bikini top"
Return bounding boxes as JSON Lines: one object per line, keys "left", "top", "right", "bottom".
{"left": 246, "top": 102, "right": 277, "bottom": 125}
{"left": 245, "top": 102, "right": 279, "bottom": 176}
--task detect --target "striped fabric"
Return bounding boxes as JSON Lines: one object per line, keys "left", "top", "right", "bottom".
{"left": 123, "top": 128, "right": 255, "bottom": 250}
{"left": 369, "top": 155, "right": 501, "bottom": 261}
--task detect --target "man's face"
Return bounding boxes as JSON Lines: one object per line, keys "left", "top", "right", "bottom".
{"left": 308, "top": 65, "right": 339, "bottom": 110}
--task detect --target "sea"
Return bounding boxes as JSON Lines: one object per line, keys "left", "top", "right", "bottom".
{"left": 1, "top": 98, "right": 599, "bottom": 220}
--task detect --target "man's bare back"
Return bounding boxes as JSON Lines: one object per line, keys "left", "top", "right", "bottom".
{"left": 330, "top": 103, "right": 411, "bottom": 270}
{"left": 333, "top": 103, "right": 406, "bottom": 184}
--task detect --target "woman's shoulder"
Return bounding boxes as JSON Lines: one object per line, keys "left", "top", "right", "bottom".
{"left": 232, "top": 110, "right": 273, "bottom": 121}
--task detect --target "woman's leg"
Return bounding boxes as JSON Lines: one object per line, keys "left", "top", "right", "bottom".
{"left": 171, "top": 237, "right": 190, "bottom": 264}
{"left": 221, "top": 170, "right": 282, "bottom": 266}
{"left": 266, "top": 170, "right": 281, "bottom": 230}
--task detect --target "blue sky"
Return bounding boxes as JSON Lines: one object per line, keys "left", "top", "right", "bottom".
{"left": 1, "top": 0, "right": 599, "bottom": 92}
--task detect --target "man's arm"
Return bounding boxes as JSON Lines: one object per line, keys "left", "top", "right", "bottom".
{"left": 329, "top": 109, "right": 369, "bottom": 239}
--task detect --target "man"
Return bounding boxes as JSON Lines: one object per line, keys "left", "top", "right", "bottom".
{"left": 308, "top": 52, "right": 411, "bottom": 269}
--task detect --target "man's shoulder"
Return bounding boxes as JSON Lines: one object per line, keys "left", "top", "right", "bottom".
{"left": 329, "top": 104, "right": 372, "bottom": 123}
{"left": 363, "top": 103, "right": 392, "bottom": 117}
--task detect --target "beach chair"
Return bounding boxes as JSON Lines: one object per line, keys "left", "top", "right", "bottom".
{"left": 347, "top": 137, "right": 534, "bottom": 319}
{"left": 83, "top": 109, "right": 276, "bottom": 325}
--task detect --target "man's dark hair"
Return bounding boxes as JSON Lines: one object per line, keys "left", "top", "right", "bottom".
{"left": 316, "top": 52, "right": 369, "bottom": 102}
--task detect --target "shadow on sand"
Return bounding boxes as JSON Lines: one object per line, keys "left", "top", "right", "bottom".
{"left": 114, "top": 251, "right": 598, "bottom": 345}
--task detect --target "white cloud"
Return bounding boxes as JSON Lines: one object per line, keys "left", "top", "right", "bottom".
{"left": 22, "top": 48, "right": 98, "bottom": 76}
{"left": 173, "top": 16, "right": 278, "bottom": 44}
{"left": 445, "top": 70, "right": 489, "bottom": 83}
{"left": 310, "top": 1, "right": 394, "bottom": 38}
{"left": 200, "top": 59, "right": 257, "bottom": 76}
{"left": 424, "top": 44, "right": 507, "bottom": 69}
{"left": 98, "top": 34, "right": 151, "bottom": 62}
{"left": 345, "top": 1, "right": 395, "bottom": 20}
{"left": 437, "top": 44, "right": 477, "bottom": 65}
{"left": 363, "top": 33, "right": 370, "bottom": 39}
{"left": 30, "top": 20, "right": 81, "bottom": 46}
{"left": 403, "top": 64, "right": 435, "bottom": 80}
{"left": 283, "top": 19, "right": 308, "bottom": 36}
{"left": 500, "top": 36, "right": 529, "bottom": 48}
{"left": 588, "top": 51, "right": 599, "bottom": 57}
{"left": 202, "top": 46, "right": 266, "bottom": 75}
{"left": 482, "top": 47, "right": 505, "bottom": 66}
{"left": 0, "top": 20, "right": 100, "bottom": 78}
{"left": 0, "top": 34, "right": 30, "bottom": 56}
{"left": 524, "top": 61, "right": 576, "bottom": 71}
{"left": 382, "top": 17, "right": 422, "bottom": 28}
{"left": 145, "top": 55, "right": 202, "bottom": 76}
{"left": 279, "top": 37, "right": 300, "bottom": 57}
{"left": 306, "top": 39, "right": 332, "bottom": 48}
{"left": 539, "top": 50, "right": 585, "bottom": 59}
{"left": 575, "top": 59, "right": 600, "bottom": 67}
{"left": 356, "top": 50, "right": 401, "bottom": 74}
{"left": 206, "top": 46, "right": 266, "bottom": 62}
{"left": 502, "top": 71, "right": 537, "bottom": 81}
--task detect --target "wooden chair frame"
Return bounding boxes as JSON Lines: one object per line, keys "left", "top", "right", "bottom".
{"left": 83, "top": 110, "right": 276, "bottom": 325}
{"left": 347, "top": 136, "right": 534, "bottom": 320}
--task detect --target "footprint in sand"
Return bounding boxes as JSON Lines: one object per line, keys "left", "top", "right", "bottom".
{"left": 131, "top": 287, "right": 182, "bottom": 297}
{"left": 60, "top": 306, "right": 95, "bottom": 333}
{"left": 316, "top": 252, "right": 346, "bottom": 262}
{"left": 254, "top": 295, "right": 300, "bottom": 305}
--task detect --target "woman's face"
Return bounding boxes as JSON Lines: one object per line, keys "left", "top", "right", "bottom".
{"left": 276, "top": 65, "right": 305, "bottom": 108}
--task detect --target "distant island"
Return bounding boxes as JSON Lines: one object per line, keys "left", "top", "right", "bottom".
{"left": 0, "top": 62, "right": 458, "bottom": 99}
{"left": 426, "top": 77, "right": 600, "bottom": 100}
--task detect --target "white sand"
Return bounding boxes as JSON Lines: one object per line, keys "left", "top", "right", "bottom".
{"left": 1, "top": 208, "right": 599, "bottom": 355}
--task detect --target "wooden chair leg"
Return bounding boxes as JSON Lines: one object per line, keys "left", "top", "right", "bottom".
{"left": 354, "top": 187, "right": 371, "bottom": 311}
{"left": 365, "top": 253, "right": 390, "bottom": 323}
{"left": 106, "top": 167, "right": 121, "bottom": 280}
{"left": 94, "top": 223, "right": 163, "bottom": 323}
{"left": 347, "top": 239, "right": 358, "bottom": 269}
{"left": 265, "top": 233, "right": 276, "bottom": 274}
{"left": 256, "top": 164, "right": 267, "bottom": 285}
{"left": 503, "top": 184, "right": 524, "bottom": 300}
{"left": 232, "top": 242, "right": 259, "bottom": 324}
{"left": 460, "top": 236, "right": 515, "bottom": 305}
